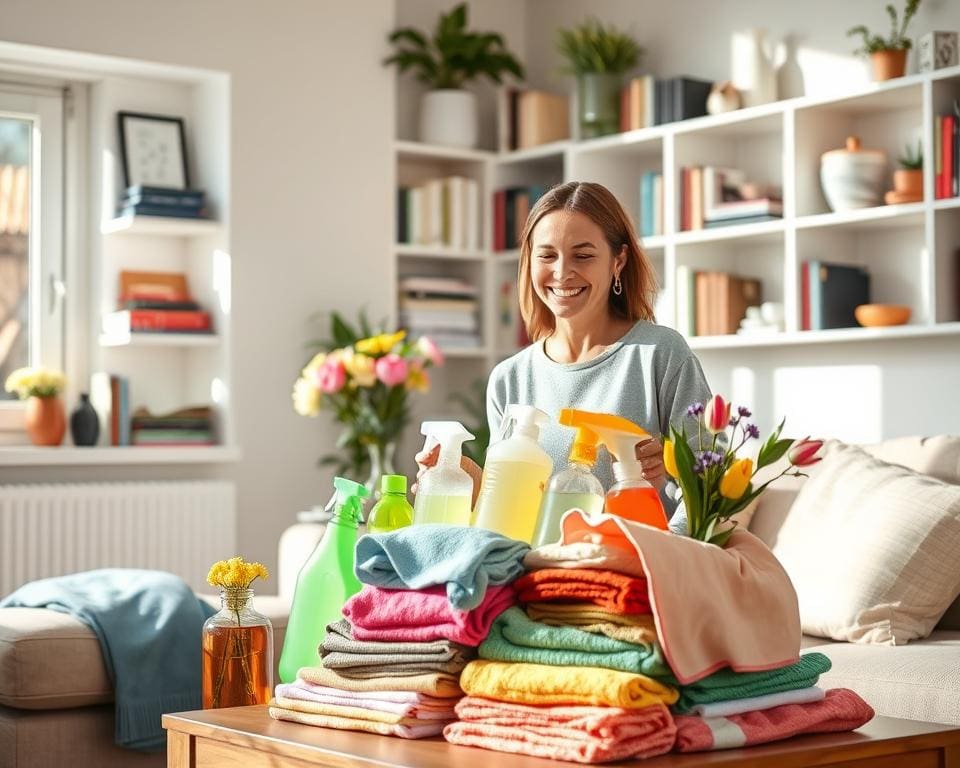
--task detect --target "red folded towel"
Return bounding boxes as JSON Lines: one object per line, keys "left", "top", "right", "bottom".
{"left": 673, "top": 688, "right": 874, "bottom": 752}
{"left": 513, "top": 568, "right": 650, "bottom": 615}
{"left": 443, "top": 696, "right": 676, "bottom": 763}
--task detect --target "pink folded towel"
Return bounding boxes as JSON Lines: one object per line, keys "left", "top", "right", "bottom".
{"left": 344, "top": 584, "right": 515, "bottom": 646}
{"left": 276, "top": 681, "right": 457, "bottom": 719}
{"left": 673, "top": 688, "right": 874, "bottom": 752}
{"left": 444, "top": 697, "right": 676, "bottom": 764}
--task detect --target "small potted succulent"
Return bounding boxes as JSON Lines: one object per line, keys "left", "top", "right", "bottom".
{"left": 847, "top": 0, "right": 923, "bottom": 81}
{"left": 885, "top": 140, "right": 923, "bottom": 204}
{"left": 556, "top": 17, "right": 643, "bottom": 138}
{"left": 384, "top": 3, "right": 524, "bottom": 148}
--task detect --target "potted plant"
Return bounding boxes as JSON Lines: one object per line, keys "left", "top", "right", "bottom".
{"left": 886, "top": 140, "right": 923, "bottom": 204}
{"left": 556, "top": 17, "right": 643, "bottom": 138}
{"left": 4, "top": 366, "right": 67, "bottom": 446}
{"left": 847, "top": 0, "right": 923, "bottom": 81}
{"left": 384, "top": 3, "right": 524, "bottom": 148}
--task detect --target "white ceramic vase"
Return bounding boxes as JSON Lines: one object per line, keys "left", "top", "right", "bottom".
{"left": 419, "top": 89, "right": 478, "bottom": 148}
{"left": 731, "top": 28, "right": 777, "bottom": 107}
{"left": 820, "top": 136, "right": 887, "bottom": 211}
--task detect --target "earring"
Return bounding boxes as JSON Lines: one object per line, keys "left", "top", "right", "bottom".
{"left": 613, "top": 274, "right": 623, "bottom": 296}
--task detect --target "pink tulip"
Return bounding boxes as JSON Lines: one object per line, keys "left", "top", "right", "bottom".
{"left": 788, "top": 437, "right": 823, "bottom": 467}
{"left": 375, "top": 353, "right": 409, "bottom": 387}
{"left": 314, "top": 358, "right": 346, "bottom": 394}
{"left": 703, "top": 394, "right": 732, "bottom": 434}
{"left": 417, "top": 336, "right": 445, "bottom": 367}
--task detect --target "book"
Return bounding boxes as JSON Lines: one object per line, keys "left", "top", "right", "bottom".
{"left": 517, "top": 90, "right": 569, "bottom": 149}
{"left": 675, "top": 265, "right": 695, "bottom": 337}
{"left": 706, "top": 198, "right": 783, "bottom": 221}
{"left": 808, "top": 261, "right": 870, "bottom": 330}
{"left": 121, "top": 299, "right": 201, "bottom": 311}
{"left": 669, "top": 77, "right": 712, "bottom": 122}
{"left": 119, "top": 270, "right": 191, "bottom": 303}
{"left": 704, "top": 213, "right": 782, "bottom": 228}
{"left": 117, "top": 203, "right": 208, "bottom": 219}
{"left": 103, "top": 309, "right": 212, "bottom": 335}
{"left": 124, "top": 185, "right": 205, "bottom": 208}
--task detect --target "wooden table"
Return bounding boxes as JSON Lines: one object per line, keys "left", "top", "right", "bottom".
{"left": 163, "top": 705, "right": 960, "bottom": 767}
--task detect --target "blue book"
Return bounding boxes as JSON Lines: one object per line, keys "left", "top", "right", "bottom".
{"left": 125, "top": 186, "right": 205, "bottom": 207}
{"left": 118, "top": 203, "right": 208, "bottom": 219}
{"left": 639, "top": 172, "right": 655, "bottom": 238}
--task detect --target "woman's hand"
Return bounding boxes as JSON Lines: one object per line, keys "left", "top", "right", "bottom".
{"left": 413, "top": 445, "right": 483, "bottom": 506}
{"left": 636, "top": 436, "right": 666, "bottom": 491}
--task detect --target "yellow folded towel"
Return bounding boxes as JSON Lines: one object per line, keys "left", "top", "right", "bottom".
{"left": 274, "top": 695, "right": 406, "bottom": 724}
{"left": 298, "top": 666, "right": 462, "bottom": 698}
{"left": 460, "top": 660, "right": 677, "bottom": 709}
{"left": 526, "top": 603, "right": 659, "bottom": 645}
{"left": 268, "top": 704, "right": 446, "bottom": 738}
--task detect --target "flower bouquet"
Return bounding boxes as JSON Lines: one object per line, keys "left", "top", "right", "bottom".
{"left": 664, "top": 394, "right": 823, "bottom": 546}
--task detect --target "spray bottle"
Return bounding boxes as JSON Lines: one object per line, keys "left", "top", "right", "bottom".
{"left": 531, "top": 423, "right": 604, "bottom": 547}
{"left": 413, "top": 421, "right": 475, "bottom": 526}
{"left": 278, "top": 476, "right": 370, "bottom": 682}
{"left": 366, "top": 474, "right": 414, "bottom": 534}
{"left": 472, "top": 405, "right": 552, "bottom": 543}
{"left": 559, "top": 408, "right": 668, "bottom": 530}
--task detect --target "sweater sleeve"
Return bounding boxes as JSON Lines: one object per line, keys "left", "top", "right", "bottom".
{"left": 659, "top": 354, "right": 713, "bottom": 438}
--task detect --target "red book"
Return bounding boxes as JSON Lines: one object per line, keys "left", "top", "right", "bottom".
{"left": 946, "top": 115, "right": 956, "bottom": 199}
{"left": 127, "top": 309, "right": 211, "bottom": 332}
{"left": 801, "top": 261, "right": 810, "bottom": 331}
{"left": 493, "top": 190, "right": 506, "bottom": 251}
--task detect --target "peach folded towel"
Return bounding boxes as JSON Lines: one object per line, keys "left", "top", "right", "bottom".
{"left": 526, "top": 602, "right": 659, "bottom": 645}
{"left": 513, "top": 568, "right": 650, "bottom": 615}
{"left": 524, "top": 540, "right": 648, "bottom": 578}
{"left": 459, "top": 660, "right": 677, "bottom": 709}
{"left": 444, "top": 697, "right": 676, "bottom": 764}
{"left": 343, "top": 583, "right": 515, "bottom": 646}
{"left": 268, "top": 702, "right": 447, "bottom": 739}
{"left": 275, "top": 682, "right": 456, "bottom": 719}
{"left": 560, "top": 510, "right": 801, "bottom": 684}
{"left": 298, "top": 665, "right": 462, "bottom": 698}
{"left": 673, "top": 688, "right": 874, "bottom": 752}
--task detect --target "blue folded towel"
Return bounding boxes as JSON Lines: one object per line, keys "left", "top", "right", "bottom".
{"left": 354, "top": 525, "right": 530, "bottom": 610}
{"left": 0, "top": 569, "right": 215, "bottom": 751}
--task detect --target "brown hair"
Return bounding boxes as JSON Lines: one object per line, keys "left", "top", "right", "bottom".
{"left": 517, "top": 181, "right": 658, "bottom": 341}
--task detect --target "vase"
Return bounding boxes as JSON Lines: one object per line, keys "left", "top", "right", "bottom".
{"left": 69, "top": 393, "right": 100, "bottom": 446}
{"left": 202, "top": 588, "right": 274, "bottom": 709}
{"left": 576, "top": 72, "right": 622, "bottom": 139}
{"left": 871, "top": 49, "right": 907, "bottom": 81}
{"left": 731, "top": 28, "right": 777, "bottom": 107}
{"left": 820, "top": 136, "right": 887, "bottom": 211}
{"left": 706, "top": 81, "right": 741, "bottom": 115}
{"left": 420, "top": 89, "right": 478, "bottom": 148}
{"left": 365, "top": 440, "right": 397, "bottom": 500}
{"left": 24, "top": 396, "right": 66, "bottom": 446}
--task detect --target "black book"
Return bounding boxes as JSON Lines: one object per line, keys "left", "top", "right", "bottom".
{"left": 670, "top": 77, "right": 712, "bottom": 122}
{"left": 654, "top": 80, "right": 666, "bottom": 126}
{"left": 397, "top": 187, "right": 408, "bottom": 243}
{"left": 816, "top": 263, "right": 870, "bottom": 329}
{"left": 122, "top": 299, "right": 201, "bottom": 311}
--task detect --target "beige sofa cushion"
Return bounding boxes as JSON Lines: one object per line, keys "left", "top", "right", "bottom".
{"left": 0, "top": 594, "right": 289, "bottom": 710}
{"left": 770, "top": 443, "right": 960, "bottom": 645}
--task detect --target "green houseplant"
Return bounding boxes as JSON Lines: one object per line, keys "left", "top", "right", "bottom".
{"left": 888, "top": 139, "right": 923, "bottom": 203}
{"left": 847, "top": 0, "right": 923, "bottom": 81}
{"left": 385, "top": 2, "right": 524, "bottom": 148}
{"left": 556, "top": 17, "right": 643, "bottom": 138}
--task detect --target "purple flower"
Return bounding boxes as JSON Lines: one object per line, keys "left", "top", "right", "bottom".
{"left": 744, "top": 423, "right": 760, "bottom": 439}
{"left": 738, "top": 406, "right": 752, "bottom": 418}
{"left": 687, "top": 402, "right": 705, "bottom": 417}
{"left": 729, "top": 417, "right": 738, "bottom": 427}
{"left": 693, "top": 450, "right": 724, "bottom": 474}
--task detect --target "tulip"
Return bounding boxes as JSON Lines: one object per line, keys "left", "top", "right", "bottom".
{"left": 342, "top": 349, "right": 377, "bottom": 387}
{"left": 314, "top": 358, "right": 347, "bottom": 394}
{"left": 375, "top": 353, "right": 409, "bottom": 387}
{"left": 663, "top": 439, "right": 679, "bottom": 478}
{"left": 703, "top": 394, "right": 732, "bottom": 434}
{"left": 719, "top": 458, "right": 753, "bottom": 499}
{"left": 406, "top": 362, "right": 430, "bottom": 393}
{"left": 356, "top": 330, "right": 406, "bottom": 356}
{"left": 788, "top": 438, "right": 823, "bottom": 467}
{"left": 417, "top": 335, "right": 445, "bottom": 367}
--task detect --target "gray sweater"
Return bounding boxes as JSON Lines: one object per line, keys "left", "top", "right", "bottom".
{"left": 485, "top": 320, "right": 712, "bottom": 512}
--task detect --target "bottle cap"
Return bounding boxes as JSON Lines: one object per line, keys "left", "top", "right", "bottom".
{"left": 380, "top": 474, "right": 407, "bottom": 495}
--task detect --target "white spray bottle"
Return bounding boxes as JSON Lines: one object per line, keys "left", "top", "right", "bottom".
{"left": 413, "top": 421, "right": 475, "bottom": 526}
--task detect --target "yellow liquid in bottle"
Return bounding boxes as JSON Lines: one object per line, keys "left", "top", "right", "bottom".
{"left": 413, "top": 494, "right": 472, "bottom": 526}
{"left": 472, "top": 460, "right": 549, "bottom": 543}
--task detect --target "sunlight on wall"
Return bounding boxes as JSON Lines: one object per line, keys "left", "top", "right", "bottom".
{"left": 773, "top": 365, "right": 883, "bottom": 443}
{"left": 730, "top": 366, "right": 756, "bottom": 410}
{"left": 797, "top": 47, "right": 871, "bottom": 97}
{"left": 214, "top": 248, "right": 231, "bottom": 314}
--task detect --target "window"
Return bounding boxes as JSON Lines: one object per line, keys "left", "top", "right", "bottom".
{"left": 0, "top": 86, "right": 65, "bottom": 424}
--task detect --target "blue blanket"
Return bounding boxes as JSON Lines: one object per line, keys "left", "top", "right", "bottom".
{"left": 0, "top": 569, "right": 215, "bottom": 751}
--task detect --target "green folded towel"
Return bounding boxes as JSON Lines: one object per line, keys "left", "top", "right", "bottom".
{"left": 478, "top": 606, "right": 670, "bottom": 678}
{"left": 667, "top": 652, "right": 832, "bottom": 713}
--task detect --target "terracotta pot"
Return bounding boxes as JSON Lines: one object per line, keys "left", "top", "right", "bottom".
{"left": 893, "top": 169, "right": 923, "bottom": 196}
{"left": 25, "top": 396, "right": 66, "bottom": 446}
{"left": 871, "top": 49, "right": 907, "bottom": 81}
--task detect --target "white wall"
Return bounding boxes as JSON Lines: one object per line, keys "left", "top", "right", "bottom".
{"left": 0, "top": 1, "right": 395, "bottom": 578}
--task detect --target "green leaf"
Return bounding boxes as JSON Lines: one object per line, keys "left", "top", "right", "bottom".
{"left": 670, "top": 425, "right": 702, "bottom": 532}
{"left": 388, "top": 28, "right": 428, "bottom": 50}
{"left": 709, "top": 526, "right": 736, "bottom": 548}
{"left": 330, "top": 312, "right": 358, "bottom": 347}
{"left": 758, "top": 437, "right": 793, "bottom": 470}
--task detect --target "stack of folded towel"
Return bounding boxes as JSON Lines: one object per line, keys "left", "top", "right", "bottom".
{"left": 268, "top": 525, "right": 528, "bottom": 739}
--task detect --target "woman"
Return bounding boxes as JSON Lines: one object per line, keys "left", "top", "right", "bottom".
{"left": 420, "top": 181, "right": 711, "bottom": 519}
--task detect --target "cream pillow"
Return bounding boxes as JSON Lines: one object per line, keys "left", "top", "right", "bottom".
{"left": 771, "top": 443, "right": 960, "bottom": 645}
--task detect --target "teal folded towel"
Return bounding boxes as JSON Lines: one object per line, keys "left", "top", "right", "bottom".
{"left": 479, "top": 606, "right": 671, "bottom": 678}
{"left": 0, "top": 569, "right": 215, "bottom": 751}
{"left": 666, "top": 652, "right": 833, "bottom": 713}
{"left": 354, "top": 525, "right": 529, "bottom": 610}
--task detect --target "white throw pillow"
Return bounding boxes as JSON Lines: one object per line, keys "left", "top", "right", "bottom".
{"left": 771, "top": 443, "right": 960, "bottom": 645}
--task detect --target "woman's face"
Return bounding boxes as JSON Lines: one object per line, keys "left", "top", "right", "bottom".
{"left": 529, "top": 210, "right": 625, "bottom": 326}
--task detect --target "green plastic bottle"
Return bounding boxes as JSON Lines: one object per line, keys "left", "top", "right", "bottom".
{"left": 278, "top": 476, "right": 370, "bottom": 683}
{"left": 367, "top": 474, "right": 414, "bottom": 534}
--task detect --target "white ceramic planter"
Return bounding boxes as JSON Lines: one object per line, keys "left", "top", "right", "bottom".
{"left": 820, "top": 136, "right": 887, "bottom": 211}
{"left": 419, "top": 89, "right": 478, "bottom": 148}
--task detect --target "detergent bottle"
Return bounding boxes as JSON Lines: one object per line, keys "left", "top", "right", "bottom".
{"left": 472, "top": 405, "right": 552, "bottom": 543}
{"left": 412, "top": 421, "right": 475, "bottom": 526}
{"left": 559, "top": 408, "right": 668, "bottom": 530}
{"left": 531, "top": 422, "right": 605, "bottom": 547}
{"left": 366, "top": 474, "right": 414, "bottom": 534}
{"left": 278, "top": 476, "right": 370, "bottom": 682}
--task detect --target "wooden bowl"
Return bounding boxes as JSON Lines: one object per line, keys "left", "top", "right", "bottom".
{"left": 854, "top": 303, "right": 911, "bottom": 327}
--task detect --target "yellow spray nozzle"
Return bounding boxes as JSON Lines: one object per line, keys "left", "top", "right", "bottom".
{"left": 559, "top": 409, "right": 651, "bottom": 483}
{"left": 569, "top": 426, "right": 600, "bottom": 465}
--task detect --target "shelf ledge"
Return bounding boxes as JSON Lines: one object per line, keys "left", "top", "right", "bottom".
{"left": 688, "top": 322, "right": 960, "bottom": 351}
{"left": 99, "top": 332, "right": 221, "bottom": 348}
{"left": 101, "top": 215, "right": 221, "bottom": 236}
{"left": 395, "top": 244, "right": 486, "bottom": 261}
{"left": 0, "top": 445, "right": 241, "bottom": 467}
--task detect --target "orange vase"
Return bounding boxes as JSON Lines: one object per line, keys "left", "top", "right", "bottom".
{"left": 25, "top": 396, "right": 66, "bottom": 446}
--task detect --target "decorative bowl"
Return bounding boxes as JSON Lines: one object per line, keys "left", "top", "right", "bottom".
{"left": 820, "top": 136, "right": 887, "bottom": 211}
{"left": 854, "top": 303, "right": 911, "bottom": 327}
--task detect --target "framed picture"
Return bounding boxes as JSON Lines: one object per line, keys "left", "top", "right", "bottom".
{"left": 117, "top": 111, "right": 190, "bottom": 190}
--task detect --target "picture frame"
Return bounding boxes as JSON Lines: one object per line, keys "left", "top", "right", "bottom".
{"left": 117, "top": 111, "right": 190, "bottom": 190}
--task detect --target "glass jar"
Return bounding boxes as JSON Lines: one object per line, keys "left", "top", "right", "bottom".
{"left": 202, "top": 587, "right": 274, "bottom": 708}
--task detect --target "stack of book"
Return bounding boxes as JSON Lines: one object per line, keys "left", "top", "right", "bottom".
{"left": 639, "top": 171, "right": 664, "bottom": 238}
{"left": 679, "top": 166, "right": 782, "bottom": 231}
{"left": 620, "top": 76, "right": 712, "bottom": 131}
{"left": 675, "top": 266, "right": 763, "bottom": 337}
{"left": 90, "top": 372, "right": 130, "bottom": 446}
{"left": 397, "top": 176, "right": 480, "bottom": 250}
{"left": 130, "top": 406, "right": 216, "bottom": 446}
{"left": 801, "top": 261, "right": 870, "bottom": 331}
{"left": 398, "top": 276, "right": 481, "bottom": 350}
{"left": 498, "top": 88, "right": 570, "bottom": 151}
{"left": 117, "top": 185, "right": 207, "bottom": 219}
{"left": 935, "top": 107, "right": 959, "bottom": 199}
{"left": 492, "top": 185, "right": 549, "bottom": 251}
{"left": 497, "top": 278, "right": 531, "bottom": 352}
{"left": 103, "top": 270, "right": 212, "bottom": 336}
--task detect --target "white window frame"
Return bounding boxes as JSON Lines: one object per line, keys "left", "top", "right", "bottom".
{"left": 0, "top": 86, "right": 65, "bottom": 430}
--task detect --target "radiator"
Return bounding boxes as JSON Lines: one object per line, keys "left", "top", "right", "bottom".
{"left": 0, "top": 481, "right": 236, "bottom": 596}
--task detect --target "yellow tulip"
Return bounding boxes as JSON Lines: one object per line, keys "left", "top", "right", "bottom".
{"left": 342, "top": 349, "right": 377, "bottom": 387}
{"left": 356, "top": 330, "right": 406, "bottom": 356}
{"left": 663, "top": 439, "right": 679, "bottom": 478}
{"left": 719, "top": 458, "right": 753, "bottom": 500}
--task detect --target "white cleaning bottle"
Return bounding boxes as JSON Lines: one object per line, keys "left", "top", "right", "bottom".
{"left": 413, "top": 421, "right": 475, "bottom": 526}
